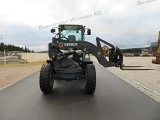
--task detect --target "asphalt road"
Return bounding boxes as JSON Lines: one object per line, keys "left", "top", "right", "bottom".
{"left": 0, "top": 63, "right": 160, "bottom": 120}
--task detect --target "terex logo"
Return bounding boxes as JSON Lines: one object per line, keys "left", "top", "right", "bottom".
{"left": 64, "top": 43, "right": 78, "bottom": 47}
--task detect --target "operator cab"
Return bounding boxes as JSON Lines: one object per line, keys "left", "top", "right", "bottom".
{"left": 51, "top": 24, "right": 91, "bottom": 42}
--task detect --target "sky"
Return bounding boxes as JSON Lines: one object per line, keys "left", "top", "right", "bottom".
{"left": 0, "top": 0, "right": 160, "bottom": 52}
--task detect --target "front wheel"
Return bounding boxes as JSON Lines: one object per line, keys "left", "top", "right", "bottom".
{"left": 85, "top": 64, "right": 96, "bottom": 94}
{"left": 39, "top": 63, "right": 54, "bottom": 93}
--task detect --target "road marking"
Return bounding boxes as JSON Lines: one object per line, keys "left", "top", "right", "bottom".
{"left": 106, "top": 67, "right": 160, "bottom": 103}
{"left": 0, "top": 70, "right": 40, "bottom": 91}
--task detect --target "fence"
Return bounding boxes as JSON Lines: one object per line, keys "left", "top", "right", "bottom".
{"left": 20, "top": 53, "right": 49, "bottom": 62}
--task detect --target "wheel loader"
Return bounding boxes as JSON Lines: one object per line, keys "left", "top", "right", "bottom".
{"left": 39, "top": 24, "right": 123, "bottom": 94}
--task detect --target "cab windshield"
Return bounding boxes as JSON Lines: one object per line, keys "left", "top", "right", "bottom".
{"left": 59, "top": 25, "right": 83, "bottom": 41}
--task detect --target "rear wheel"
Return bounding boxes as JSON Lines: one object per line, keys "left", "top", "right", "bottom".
{"left": 85, "top": 64, "right": 96, "bottom": 94}
{"left": 39, "top": 63, "right": 54, "bottom": 93}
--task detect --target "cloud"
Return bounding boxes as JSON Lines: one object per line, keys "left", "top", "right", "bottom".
{"left": 0, "top": 22, "right": 52, "bottom": 52}
{"left": 0, "top": 0, "right": 160, "bottom": 52}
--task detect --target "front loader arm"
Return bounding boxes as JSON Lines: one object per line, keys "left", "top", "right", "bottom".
{"left": 49, "top": 37, "right": 123, "bottom": 68}
{"left": 96, "top": 37, "right": 115, "bottom": 49}
{"left": 79, "top": 41, "right": 115, "bottom": 67}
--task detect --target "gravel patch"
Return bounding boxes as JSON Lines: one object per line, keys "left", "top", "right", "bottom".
{"left": 0, "top": 65, "right": 41, "bottom": 90}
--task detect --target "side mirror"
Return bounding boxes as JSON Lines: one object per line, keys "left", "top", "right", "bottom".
{"left": 87, "top": 29, "right": 91, "bottom": 35}
{"left": 51, "top": 29, "right": 56, "bottom": 33}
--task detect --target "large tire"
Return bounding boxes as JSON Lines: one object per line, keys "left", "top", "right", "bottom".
{"left": 85, "top": 64, "right": 96, "bottom": 94}
{"left": 39, "top": 63, "right": 54, "bottom": 93}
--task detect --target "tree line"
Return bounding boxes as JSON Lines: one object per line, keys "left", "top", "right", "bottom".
{"left": 121, "top": 47, "right": 150, "bottom": 53}
{"left": 0, "top": 42, "right": 34, "bottom": 53}
{"left": 121, "top": 48, "right": 142, "bottom": 53}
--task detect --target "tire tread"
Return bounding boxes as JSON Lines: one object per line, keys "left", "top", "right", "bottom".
{"left": 85, "top": 64, "right": 96, "bottom": 94}
{"left": 39, "top": 63, "right": 53, "bottom": 93}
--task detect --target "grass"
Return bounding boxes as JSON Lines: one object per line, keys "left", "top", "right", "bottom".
{"left": 0, "top": 61, "right": 46, "bottom": 67}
